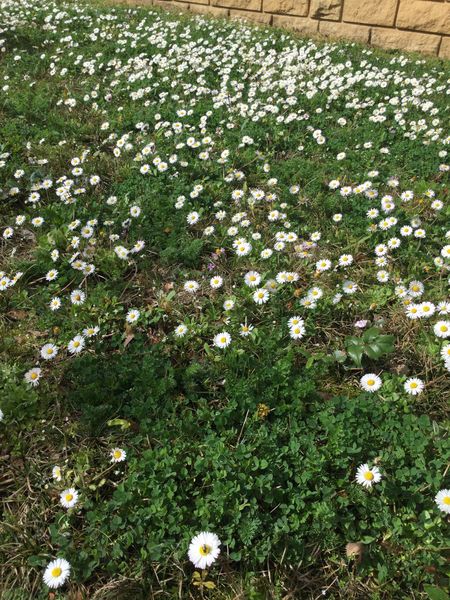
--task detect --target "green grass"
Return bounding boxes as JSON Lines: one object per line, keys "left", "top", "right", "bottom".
{"left": 0, "top": 1, "right": 449, "bottom": 598}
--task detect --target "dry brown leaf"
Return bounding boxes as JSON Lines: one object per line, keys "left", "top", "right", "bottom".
{"left": 124, "top": 333, "right": 135, "bottom": 347}
{"left": 7, "top": 309, "right": 27, "bottom": 320}
{"left": 345, "top": 542, "right": 364, "bottom": 562}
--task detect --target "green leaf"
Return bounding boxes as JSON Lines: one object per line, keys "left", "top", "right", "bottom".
{"left": 364, "top": 343, "right": 382, "bottom": 359}
{"left": 204, "top": 581, "right": 216, "bottom": 589}
{"left": 362, "top": 327, "right": 380, "bottom": 342}
{"left": 306, "top": 356, "right": 315, "bottom": 369}
{"left": 333, "top": 350, "right": 347, "bottom": 363}
{"left": 345, "top": 336, "right": 362, "bottom": 348}
{"left": 423, "top": 585, "right": 450, "bottom": 600}
{"left": 107, "top": 418, "right": 131, "bottom": 430}
{"left": 347, "top": 345, "right": 363, "bottom": 367}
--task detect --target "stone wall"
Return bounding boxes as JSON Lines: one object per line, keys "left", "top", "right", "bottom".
{"left": 119, "top": 0, "right": 450, "bottom": 58}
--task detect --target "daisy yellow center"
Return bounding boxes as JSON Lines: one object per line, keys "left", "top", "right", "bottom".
{"left": 423, "top": 306, "right": 430, "bottom": 312}
{"left": 441, "top": 325, "right": 448, "bottom": 332}
{"left": 199, "top": 544, "right": 212, "bottom": 556}
{"left": 410, "top": 382, "right": 418, "bottom": 389}
{"left": 113, "top": 450, "right": 122, "bottom": 459}
{"left": 51, "top": 567, "right": 62, "bottom": 577}
{"left": 443, "top": 496, "right": 450, "bottom": 505}
{"left": 220, "top": 337, "right": 227, "bottom": 344}
{"left": 412, "top": 285, "right": 419, "bottom": 292}
{"left": 47, "top": 348, "right": 53, "bottom": 355}
{"left": 31, "top": 372, "right": 38, "bottom": 380}
{"left": 364, "top": 472, "right": 374, "bottom": 481}
{"left": 367, "top": 379, "right": 375, "bottom": 386}
{"left": 74, "top": 342, "right": 80, "bottom": 348}
{"left": 65, "top": 494, "right": 73, "bottom": 502}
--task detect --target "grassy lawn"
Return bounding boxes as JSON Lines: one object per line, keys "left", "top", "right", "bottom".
{"left": 0, "top": 0, "right": 449, "bottom": 598}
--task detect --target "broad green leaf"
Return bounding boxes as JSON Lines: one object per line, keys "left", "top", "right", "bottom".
{"left": 423, "top": 585, "right": 450, "bottom": 600}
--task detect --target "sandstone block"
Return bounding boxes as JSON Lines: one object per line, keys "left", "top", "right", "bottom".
{"left": 319, "top": 20, "right": 370, "bottom": 42}
{"left": 310, "top": 0, "right": 342, "bottom": 20}
{"left": 371, "top": 27, "right": 441, "bottom": 54}
{"left": 263, "top": 0, "right": 309, "bottom": 16}
{"left": 230, "top": 8, "right": 272, "bottom": 22}
{"left": 212, "top": 0, "right": 261, "bottom": 10}
{"left": 343, "top": 0, "right": 398, "bottom": 26}
{"left": 439, "top": 36, "right": 450, "bottom": 58}
{"left": 191, "top": 2, "right": 229, "bottom": 13}
{"left": 272, "top": 14, "right": 319, "bottom": 33}
{"left": 396, "top": 0, "right": 450, "bottom": 34}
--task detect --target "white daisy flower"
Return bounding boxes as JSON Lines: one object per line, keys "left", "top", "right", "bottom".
{"left": 405, "top": 304, "right": 421, "bottom": 320}
{"left": 440, "top": 344, "right": 450, "bottom": 361}
{"left": 316, "top": 259, "right": 331, "bottom": 272}
{"left": 52, "top": 466, "right": 62, "bottom": 481}
{"left": 45, "top": 269, "right": 58, "bottom": 281}
{"left": 223, "top": 299, "right": 235, "bottom": 311}
{"left": 244, "top": 271, "right": 261, "bottom": 287}
{"left": 24, "top": 367, "right": 42, "bottom": 386}
{"left": 83, "top": 326, "right": 99, "bottom": 338}
{"left": 418, "top": 302, "right": 435, "bottom": 318}
{"left": 40, "top": 343, "right": 58, "bottom": 360}
{"left": 355, "top": 464, "right": 382, "bottom": 488}
{"left": 184, "top": 280, "right": 200, "bottom": 293}
{"left": 213, "top": 332, "right": 231, "bottom": 349}
{"left": 175, "top": 324, "right": 188, "bottom": 338}
{"left": 43, "top": 558, "right": 71, "bottom": 589}
{"left": 50, "top": 297, "right": 61, "bottom": 311}
{"left": 68, "top": 335, "right": 85, "bottom": 355}
{"left": 289, "top": 323, "right": 305, "bottom": 340}
{"left": 60, "top": 488, "right": 79, "bottom": 509}
{"left": 435, "top": 489, "right": 450, "bottom": 514}
{"left": 434, "top": 321, "right": 450, "bottom": 339}
{"left": 240, "top": 322, "right": 253, "bottom": 337}
{"left": 188, "top": 531, "right": 221, "bottom": 569}
{"left": 110, "top": 448, "right": 126, "bottom": 463}
{"left": 210, "top": 276, "right": 223, "bottom": 289}
{"left": 126, "top": 309, "right": 140, "bottom": 324}
{"left": 342, "top": 281, "right": 358, "bottom": 294}
{"left": 288, "top": 316, "right": 303, "bottom": 329}
{"left": 360, "top": 374, "right": 382, "bottom": 393}
{"left": 187, "top": 211, "right": 199, "bottom": 225}
{"left": 404, "top": 378, "right": 424, "bottom": 395}
{"left": 70, "top": 289, "right": 85, "bottom": 305}
{"left": 253, "top": 288, "right": 269, "bottom": 305}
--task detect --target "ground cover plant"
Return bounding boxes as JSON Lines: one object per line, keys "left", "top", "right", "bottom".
{"left": 0, "top": 0, "right": 449, "bottom": 597}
